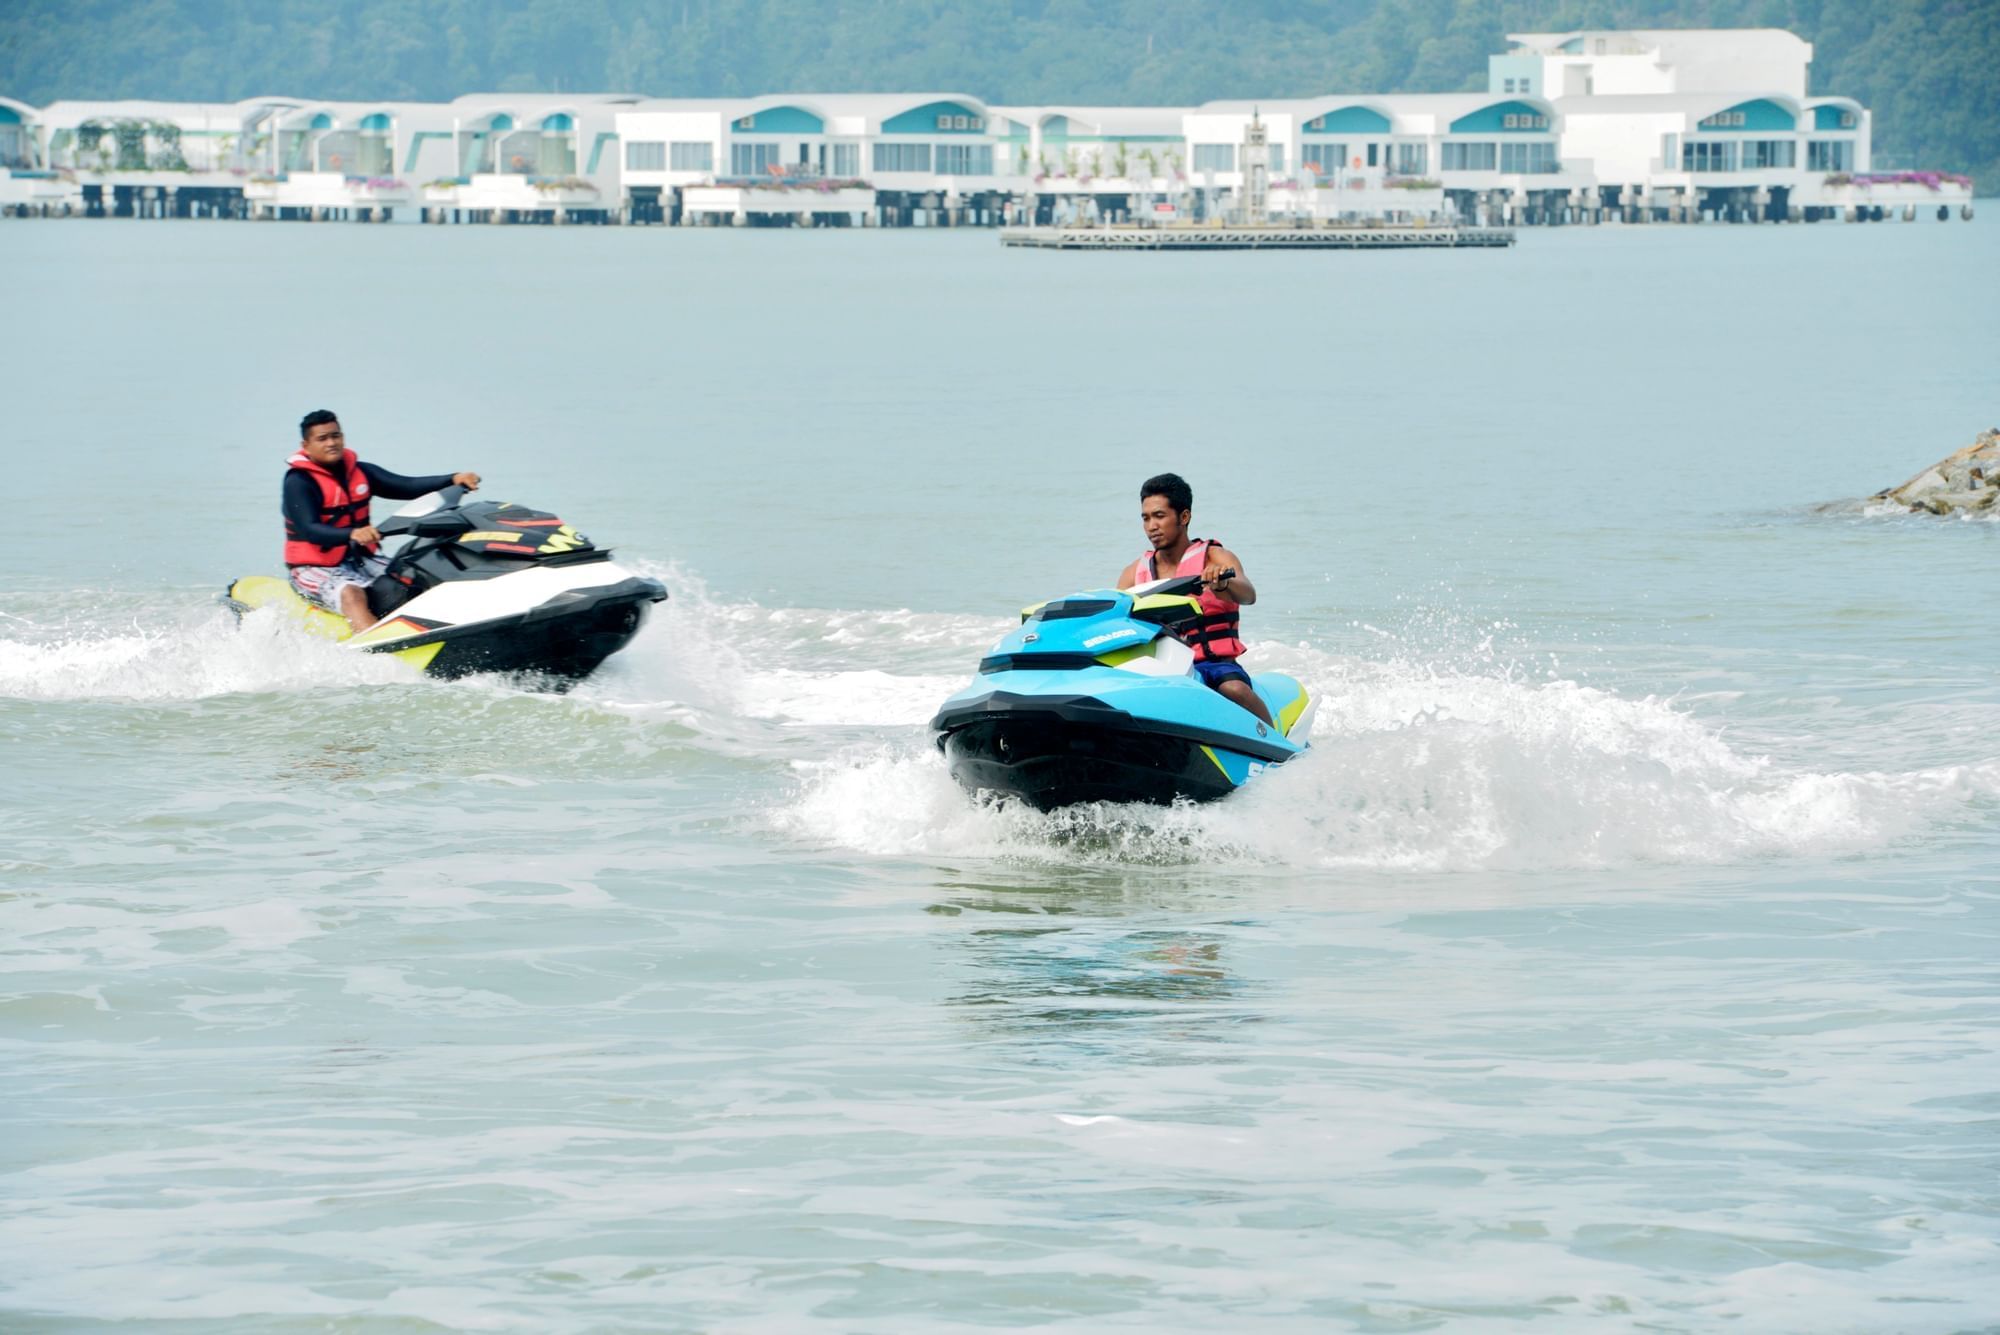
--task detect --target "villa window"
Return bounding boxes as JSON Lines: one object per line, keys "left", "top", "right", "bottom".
{"left": 1840, "top": 112, "right": 1857, "bottom": 129}
{"left": 1442, "top": 141, "right": 1497, "bottom": 171}
{"left": 1500, "top": 141, "right": 1556, "bottom": 173}
{"left": 625, "top": 141, "right": 666, "bottom": 171}
{"left": 1268, "top": 145, "right": 1286, "bottom": 173}
{"left": 830, "top": 143, "right": 859, "bottom": 176}
{"left": 1301, "top": 144, "right": 1348, "bottom": 176}
{"left": 1699, "top": 111, "right": 1749, "bottom": 129}
{"left": 936, "top": 143, "right": 993, "bottom": 174}
{"left": 731, "top": 142, "right": 783, "bottom": 175}
{"left": 1502, "top": 114, "right": 1550, "bottom": 130}
{"left": 872, "top": 142, "right": 931, "bottom": 172}
{"left": 1743, "top": 139, "right": 1796, "bottom": 169}
{"left": 1681, "top": 139, "right": 1738, "bottom": 172}
{"left": 1192, "top": 144, "right": 1235, "bottom": 172}
{"left": 1807, "top": 139, "right": 1853, "bottom": 172}
{"left": 1395, "top": 143, "right": 1427, "bottom": 175}
{"left": 670, "top": 141, "right": 713, "bottom": 171}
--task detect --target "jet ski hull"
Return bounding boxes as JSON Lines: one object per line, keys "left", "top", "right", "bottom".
{"left": 363, "top": 577, "right": 661, "bottom": 684}
{"left": 223, "top": 571, "right": 664, "bottom": 689}
{"left": 940, "top": 715, "right": 1243, "bottom": 810}
{"left": 932, "top": 680, "right": 1307, "bottom": 811}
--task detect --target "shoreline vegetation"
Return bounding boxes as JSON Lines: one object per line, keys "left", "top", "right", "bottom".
{"left": 3, "top": 0, "right": 1995, "bottom": 189}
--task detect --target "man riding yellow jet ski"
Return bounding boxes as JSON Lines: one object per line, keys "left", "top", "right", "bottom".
{"left": 223, "top": 409, "right": 664, "bottom": 686}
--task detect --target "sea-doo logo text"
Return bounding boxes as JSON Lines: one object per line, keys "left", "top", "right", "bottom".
{"left": 1022, "top": 633, "right": 1039, "bottom": 643}
{"left": 1083, "top": 628, "right": 1140, "bottom": 648}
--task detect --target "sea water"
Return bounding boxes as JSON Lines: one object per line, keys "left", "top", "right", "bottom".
{"left": 2, "top": 217, "right": 1997, "bottom": 1331}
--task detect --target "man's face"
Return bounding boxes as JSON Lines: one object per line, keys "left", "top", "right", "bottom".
{"left": 1140, "top": 494, "right": 1188, "bottom": 550}
{"left": 301, "top": 419, "right": 345, "bottom": 466}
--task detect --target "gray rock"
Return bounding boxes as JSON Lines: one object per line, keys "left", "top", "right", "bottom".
{"left": 1873, "top": 429, "right": 2000, "bottom": 515}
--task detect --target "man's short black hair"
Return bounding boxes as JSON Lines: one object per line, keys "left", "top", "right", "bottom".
{"left": 1141, "top": 472, "right": 1192, "bottom": 514}
{"left": 299, "top": 408, "right": 339, "bottom": 437}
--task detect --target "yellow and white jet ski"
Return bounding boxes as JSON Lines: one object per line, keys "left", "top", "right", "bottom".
{"left": 224, "top": 486, "right": 666, "bottom": 687}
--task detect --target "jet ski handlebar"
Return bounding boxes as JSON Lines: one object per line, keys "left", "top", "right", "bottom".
{"left": 376, "top": 486, "right": 472, "bottom": 539}
{"left": 1141, "top": 569, "right": 1235, "bottom": 599}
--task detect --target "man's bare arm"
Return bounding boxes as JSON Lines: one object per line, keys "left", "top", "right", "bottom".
{"left": 1203, "top": 545, "right": 1257, "bottom": 604}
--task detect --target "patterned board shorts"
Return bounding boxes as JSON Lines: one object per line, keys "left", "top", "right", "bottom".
{"left": 288, "top": 551, "right": 390, "bottom": 614}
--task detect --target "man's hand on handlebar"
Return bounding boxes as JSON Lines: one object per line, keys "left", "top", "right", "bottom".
{"left": 351, "top": 525, "right": 382, "bottom": 547}
{"left": 452, "top": 471, "right": 482, "bottom": 491}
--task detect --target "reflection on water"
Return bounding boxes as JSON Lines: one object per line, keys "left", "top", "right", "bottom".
{"left": 278, "top": 741, "right": 376, "bottom": 783}
{"left": 935, "top": 876, "right": 1258, "bottom": 1059}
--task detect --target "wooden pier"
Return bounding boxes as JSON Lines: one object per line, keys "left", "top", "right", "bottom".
{"left": 1000, "top": 222, "right": 1515, "bottom": 250}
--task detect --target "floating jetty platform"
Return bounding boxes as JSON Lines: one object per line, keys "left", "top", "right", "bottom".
{"left": 1001, "top": 222, "right": 1514, "bottom": 250}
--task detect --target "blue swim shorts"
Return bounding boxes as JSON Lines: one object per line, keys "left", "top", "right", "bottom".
{"left": 1193, "top": 659, "right": 1252, "bottom": 690}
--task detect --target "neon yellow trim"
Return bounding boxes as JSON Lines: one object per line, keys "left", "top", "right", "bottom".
{"left": 1278, "top": 687, "right": 1310, "bottom": 736}
{"left": 234, "top": 575, "right": 443, "bottom": 674}
{"left": 1097, "top": 642, "right": 1153, "bottom": 667}
{"left": 1131, "top": 593, "right": 1201, "bottom": 617}
{"left": 391, "top": 641, "right": 444, "bottom": 671}
{"left": 459, "top": 530, "right": 524, "bottom": 543}
{"left": 228, "top": 575, "right": 351, "bottom": 641}
{"left": 1019, "top": 600, "right": 1049, "bottom": 623}
{"left": 1199, "top": 745, "right": 1230, "bottom": 778}
{"left": 348, "top": 618, "right": 418, "bottom": 647}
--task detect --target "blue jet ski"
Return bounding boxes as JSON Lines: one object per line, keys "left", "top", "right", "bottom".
{"left": 930, "top": 573, "right": 1315, "bottom": 810}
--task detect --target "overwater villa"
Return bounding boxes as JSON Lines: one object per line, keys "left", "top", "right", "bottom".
{"left": 0, "top": 28, "right": 1973, "bottom": 227}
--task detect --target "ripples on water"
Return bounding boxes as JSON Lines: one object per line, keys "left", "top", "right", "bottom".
{"left": 4, "top": 557, "right": 1997, "bottom": 1330}
{"left": 4, "top": 220, "right": 1999, "bottom": 1330}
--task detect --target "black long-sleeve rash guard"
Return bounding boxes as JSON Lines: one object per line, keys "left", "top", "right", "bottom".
{"left": 282, "top": 462, "right": 459, "bottom": 553}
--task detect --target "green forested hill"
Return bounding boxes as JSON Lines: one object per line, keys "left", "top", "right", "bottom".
{"left": 3, "top": 0, "right": 1994, "bottom": 183}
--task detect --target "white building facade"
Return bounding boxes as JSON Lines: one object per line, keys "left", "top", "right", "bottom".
{"left": 0, "top": 28, "right": 1972, "bottom": 224}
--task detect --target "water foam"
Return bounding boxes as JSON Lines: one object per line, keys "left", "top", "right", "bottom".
{"left": 776, "top": 650, "right": 2000, "bottom": 872}
{"left": 8, "top": 574, "right": 1994, "bottom": 874}
{"left": 578, "top": 560, "right": 996, "bottom": 733}
{"left": 0, "top": 603, "right": 416, "bottom": 702}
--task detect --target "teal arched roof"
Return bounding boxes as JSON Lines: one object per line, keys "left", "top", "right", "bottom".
{"left": 733, "top": 105, "right": 822, "bottom": 134}
{"left": 1813, "top": 105, "right": 1857, "bottom": 131}
{"left": 308, "top": 112, "right": 333, "bottom": 130}
{"left": 488, "top": 113, "right": 514, "bottom": 131}
{"left": 883, "top": 100, "right": 985, "bottom": 135}
{"left": 540, "top": 112, "right": 574, "bottom": 131}
{"left": 1697, "top": 99, "right": 1796, "bottom": 132}
{"left": 0, "top": 106, "right": 21, "bottom": 126}
{"left": 359, "top": 112, "right": 391, "bottom": 131}
{"left": 1449, "top": 100, "right": 1552, "bottom": 134}
{"left": 1302, "top": 106, "right": 1391, "bottom": 135}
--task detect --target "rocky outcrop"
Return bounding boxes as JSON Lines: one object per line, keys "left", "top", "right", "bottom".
{"left": 1874, "top": 429, "right": 2000, "bottom": 515}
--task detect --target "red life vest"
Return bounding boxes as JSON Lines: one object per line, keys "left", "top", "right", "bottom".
{"left": 1131, "top": 538, "right": 1246, "bottom": 662}
{"left": 284, "top": 449, "right": 375, "bottom": 567}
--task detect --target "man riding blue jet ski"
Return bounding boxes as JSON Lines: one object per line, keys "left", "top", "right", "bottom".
{"left": 931, "top": 473, "right": 1314, "bottom": 810}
